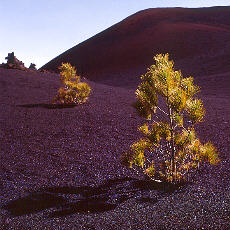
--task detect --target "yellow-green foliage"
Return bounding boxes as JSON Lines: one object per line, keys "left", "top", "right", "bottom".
{"left": 53, "top": 63, "right": 91, "bottom": 104}
{"left": 122, "top": 54, "right": 219, "bottom": 184}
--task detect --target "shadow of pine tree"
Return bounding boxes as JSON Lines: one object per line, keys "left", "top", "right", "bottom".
{"left": 17, "top": 103, "right": 77, "bottom": 109}
{"left": 2, "top": 177, "right": 186, "bottom": 217}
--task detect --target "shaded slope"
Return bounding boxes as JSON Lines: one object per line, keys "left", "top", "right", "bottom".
{"left": 41, "top": 7, "right": 230, "bottom": 84}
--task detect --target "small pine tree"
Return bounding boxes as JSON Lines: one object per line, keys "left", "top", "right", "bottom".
{"left": 122, "top": 54, "right": 219, "bottom": 184}
{"left": 53, "top": 63, "right": 91, "bottom": 104}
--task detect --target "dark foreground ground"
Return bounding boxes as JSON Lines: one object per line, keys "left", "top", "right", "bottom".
{"left": 0, "top": 68, "right": 229, "bottom": 229}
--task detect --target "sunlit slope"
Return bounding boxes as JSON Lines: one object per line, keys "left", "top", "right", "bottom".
{"left": 41, "top": 7, "right": 230, "bottom": 82}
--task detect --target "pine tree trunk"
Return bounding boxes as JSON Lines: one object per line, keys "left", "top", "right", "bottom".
{"left": 168, "top": 107, "right": 176, "bottom": 182}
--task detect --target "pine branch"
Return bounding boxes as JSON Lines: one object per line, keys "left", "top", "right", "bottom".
{"left": 154, "top": 110, "right": 168, "bottom": 124}
{"left": 179, "top": 123, "right": 196, "bottom": 148}
{"left": 157, "top": 106, "right": 169, "bottom": 116}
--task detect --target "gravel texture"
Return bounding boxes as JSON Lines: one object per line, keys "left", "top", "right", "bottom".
{"left": 0, "top": 68, "right": 229, "bottom": 229}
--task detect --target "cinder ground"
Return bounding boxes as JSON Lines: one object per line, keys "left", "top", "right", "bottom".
{"left": 0, "top": 66, "right": 229, "bottom": 229}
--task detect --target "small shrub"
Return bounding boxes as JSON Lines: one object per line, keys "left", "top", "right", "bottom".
{"left": 121, "top": 54, "right": 219, "bottom": 184}
{"left": 53, "top": 63, "right": 91, "bottom": 104}
{"left": 29, "top": 63, "right": 37, "bottom": 70}
{"left": 3, "top": 52, "right": 26, "bottom": 70}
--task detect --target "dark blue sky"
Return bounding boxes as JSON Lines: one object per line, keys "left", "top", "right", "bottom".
{"left": 1, "top": 0, "right": 229, "bottom": 68}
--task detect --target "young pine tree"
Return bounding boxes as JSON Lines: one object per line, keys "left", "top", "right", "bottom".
{"left": 52, "top": 63, "right": 91, "bottom": 104}
{"left": 122, "top": 54, "right": 219, "bottom": 184}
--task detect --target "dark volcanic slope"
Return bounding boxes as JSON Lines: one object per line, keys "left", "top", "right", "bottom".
{"left": 41, "top": 7, "right": 230, "bottom": 85}
{"left": 0, "top": 67, "right": 230, "bottom": 229}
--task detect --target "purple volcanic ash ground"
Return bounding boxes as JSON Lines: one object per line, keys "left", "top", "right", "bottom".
{"left": 1, "top": 6, "right": 230, "bottom": 229}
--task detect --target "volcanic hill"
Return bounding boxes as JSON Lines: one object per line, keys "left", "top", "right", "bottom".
{"left": 41, "top": 6, "right": 230, "bottom": 87}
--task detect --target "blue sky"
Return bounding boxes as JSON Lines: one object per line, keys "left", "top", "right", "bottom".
{"left": 0, "top": 0, "right": 229, "bottom": 68}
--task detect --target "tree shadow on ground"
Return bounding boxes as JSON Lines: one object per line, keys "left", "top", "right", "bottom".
{"left": 2, "top": 177, "right": 187, "bottom": 217}
{"left": 17, "top": 104, "right": 76, "bottom": 109}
